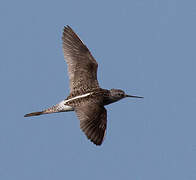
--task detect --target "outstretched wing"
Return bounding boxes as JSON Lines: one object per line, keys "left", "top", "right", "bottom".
{"left": 62, "top": 26, "right": 99, "bottom": 93}
{"left": 75, "top": 102, "right": 107, "bottom": 145}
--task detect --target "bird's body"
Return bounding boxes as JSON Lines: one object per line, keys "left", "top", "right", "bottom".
{"left": 25, "top": 26, "right": 143, "bottom": 145}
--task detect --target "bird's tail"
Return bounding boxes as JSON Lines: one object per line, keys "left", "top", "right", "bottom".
{"left": 24, "top": 111, "right": 46, "bottom": 117}
{"left": 24, "top": 106, "right": 59, "bottom": 117}
{"left": 24, "top": 103, "right": 59, "bottom": 117}
{"left": 24, "top": 100, "right": 74, "bottom": 117}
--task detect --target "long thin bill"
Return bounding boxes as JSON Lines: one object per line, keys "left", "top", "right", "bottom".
{"left": 126, "top": 95, "right": 144, "bottom": 98}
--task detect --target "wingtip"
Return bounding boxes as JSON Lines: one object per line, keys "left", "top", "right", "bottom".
{"left": 63, "top": 25, "right": 72, "bottom": 31}
{"left": 93, "top": 141, "right": 103, "bottom": 146}
{"left": 62, "top": 25, "right": 73, "bottom": 39}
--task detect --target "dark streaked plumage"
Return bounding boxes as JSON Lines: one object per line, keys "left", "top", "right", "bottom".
{"left": 24, "top": 25, "right": 143, "bottom": 146}
{"left": 75, "top": 102, "right": 107, "bottom": 145}
{"left": 62, "top": 26, "right": 99, "bottom": 93}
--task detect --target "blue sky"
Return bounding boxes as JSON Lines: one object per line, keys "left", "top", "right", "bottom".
{"left": 1, "top": 0, "right": 196, "bottom": 179}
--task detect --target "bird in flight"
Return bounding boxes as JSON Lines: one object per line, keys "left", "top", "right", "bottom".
{"left": 24, "top": 26, "right": 143, "bottom": 145}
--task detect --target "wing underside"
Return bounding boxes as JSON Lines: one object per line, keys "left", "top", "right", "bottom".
{"left": 62, "top": 26, "right": 100, "bottom": 93}
{"left": 75, "top": 102, "right": 107, "bottom": 145}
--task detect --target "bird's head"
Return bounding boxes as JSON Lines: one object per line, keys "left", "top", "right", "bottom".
{"left": 109, "top": 89, "right": 143, "bottom": 102}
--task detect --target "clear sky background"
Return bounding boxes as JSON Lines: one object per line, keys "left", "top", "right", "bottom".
{"left": 1, "top": 0, "right": 196, "bottom": 179}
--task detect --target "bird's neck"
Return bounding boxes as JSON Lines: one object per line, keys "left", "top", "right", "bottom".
{"left": 103, "top": 96, "right": 119, "bottom": 106}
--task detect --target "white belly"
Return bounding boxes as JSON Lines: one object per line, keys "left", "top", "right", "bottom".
{"left": 58, "top": 100, "right": 74, "bottom": 112}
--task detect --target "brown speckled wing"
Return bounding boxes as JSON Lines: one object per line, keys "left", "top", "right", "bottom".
{"left": 62, "top": 26, "right": 99, "bottom": 93}
{"left": 75, "top": 102, "right": 107, "bottom": 145}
